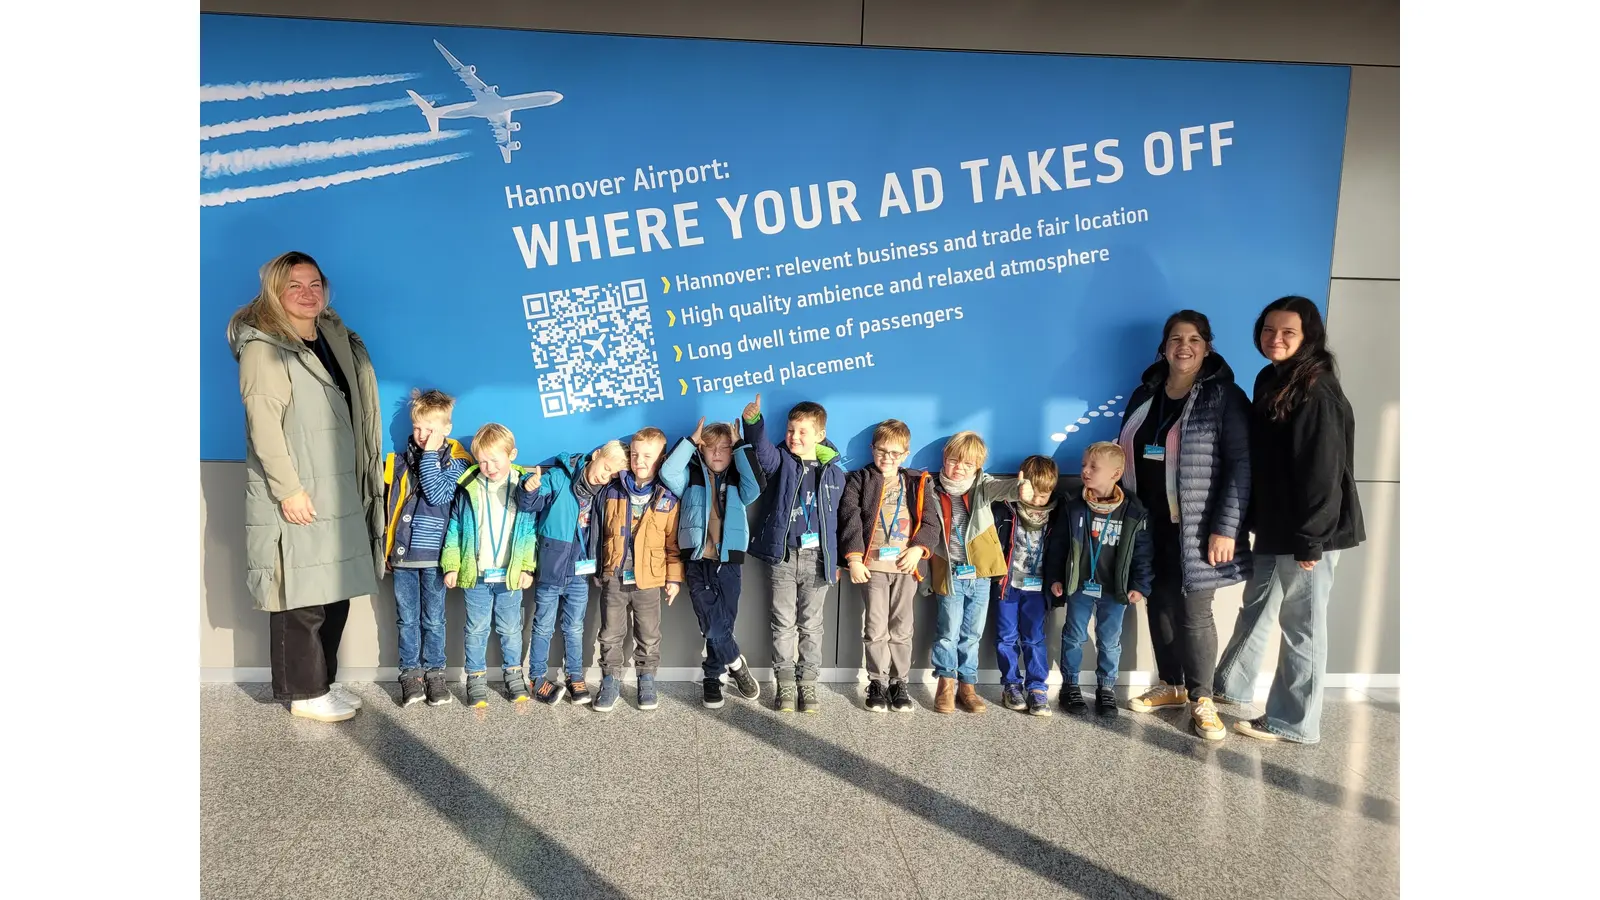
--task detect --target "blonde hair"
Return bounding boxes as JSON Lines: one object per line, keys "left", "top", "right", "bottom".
{"left": 872, "top": 419, "right": 911, "bottom": 450}
{"left": 410, "top": 388, "right": 454, "bottom": 422}
{"left": 943, "top": 431, "right": 988, "bottom": 466}
{"left": 472, "top": 423, "right": 516, "bottom": 456}
{"left": 593, "top": 439, "right": 627, "bottom": 463}
{"left": 1018, "top": 455, "right": 1059, "bottom": 497}
{"left": 699, "top": 422, "right": 736, "bottom": 450}
{"left": 1082, "top": 441, "right": 1125, "bottom": 473}
{"left": 631, "top": 427, "right": 667, "bottom": 449}
{"left": 226, "top": 251, "right": 329, "bottom": 346}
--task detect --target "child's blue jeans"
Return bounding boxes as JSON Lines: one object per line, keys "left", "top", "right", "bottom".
{"left": 528, "top": 572, "right": 590, "bottom": 681}
{"left": 393, "top": 566, "right": 448, "bottom": 672}
{"left": 1061, "top": 592, "right": 1129, "bottom": 689}
{"left": 932, "top": 575, "right": 993, "bottom": 684}
{"left": 995, "top": 584, "right": 1050, "bottom": 693}
{"left": 463, "top": 580, "right": 524, "bottom": 675}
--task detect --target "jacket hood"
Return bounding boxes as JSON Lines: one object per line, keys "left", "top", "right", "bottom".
{"left": 1139, "top": 351, "right": 1238, "bottom": 392}
{"left": 815, "top": 441, "right": 841, "bottom": 467}
{"left": 229, "top": 308, "right": 354, "bottom": 360}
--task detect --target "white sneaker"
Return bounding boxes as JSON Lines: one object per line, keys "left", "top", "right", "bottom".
{"left": 327, "top": 682, "right": 363, "bottom": 710}
{"left": 290, "top": 692, "right": 356, "bottom": 723}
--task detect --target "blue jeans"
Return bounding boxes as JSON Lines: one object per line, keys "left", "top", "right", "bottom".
{"left": 1061, "top": 592, "right": 1128, "bottom": 689}
{"left": 932, "top": 575, "right": 992, "bottom": 684}
{"left": 686, "top": 559, "right": 743, "bottom": 679}
{"left": 528, "top": 572, "right": 590, "bottom": 681}
{"left": 1214, "top": 551, "right": 1341, "bottom": 744}
{"left": 995, "top": 585, "right": 1050, "bottom": 692}
{"left": 394, "top": 567, "right": 448, "bottom": 672}
{"left": 463, "top": 581, "right": 524, "bottom": 675}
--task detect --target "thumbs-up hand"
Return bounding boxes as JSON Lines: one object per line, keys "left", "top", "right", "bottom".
{"left": 690, "top": 417, "right": 706, "bottom": 445}
{"left": 742, "top": 393, "right": 761, "bottom": 424}
{"left": 522, "top": 467, "right": 543, "bottom": 492}
{"left": 1019, "top": 479, "right": 1035, "bottom": 504}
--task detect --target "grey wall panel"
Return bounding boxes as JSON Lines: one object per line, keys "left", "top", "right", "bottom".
{"left": 1327, "top": 278, "right": 1400, "bottom": 483}
{"left": 200, "top": 0, "right": 865, "bottom": 45}
{"left": 863, "top": 0, "right": 1398, "bottom": 66}
{"left": 1331, "top": 66, "right": 1400, "bottom": 280}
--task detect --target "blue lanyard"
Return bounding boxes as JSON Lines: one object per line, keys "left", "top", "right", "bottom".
{"left": 878, "top": 477, "right": 904, "bottom": 541}
{"left": 621, "top": 485, "right": 650, "bottom": 559}
{"left": 800, "top": 469, "right": 816, "bottom": 532}
{"left": 483, "top": 477, "right": 513, "bottom": 564}
{"left": 1086, "top": 514, "right": 1111, "bottom": 577}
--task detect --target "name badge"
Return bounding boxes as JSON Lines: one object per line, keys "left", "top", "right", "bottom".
{"left": 800, "top": 531, "right": 820, "bottom": 550}
{"left": 878, "top": 546, "right": 901, "bottom": 560}
{"left": 1020, "top": 575, "right": 1043, "bottom": 591}
{"left": 1142, "top": 444, "right": 1165, "bottom": 461}
{"left": 482, "top": 568, "right": 507, "bottom": 583}
{"left": 621, "top": 569, "right": 636, "bottom": 585}
{"left": 1082, "top": 580, "right": 1103, "bottom": 599}
{"left": 575, "top": 558, "right": 597, "bottom": 576}
{"left": 955, "top": 564, "right": 977, "bottom": 580}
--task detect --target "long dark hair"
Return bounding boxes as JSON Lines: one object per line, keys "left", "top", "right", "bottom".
{"left": 1155, "top": 309, "right": 1215, "bottom": 360}
{"left": 1254, "top": 296, "right": 1336, "bottom": 422}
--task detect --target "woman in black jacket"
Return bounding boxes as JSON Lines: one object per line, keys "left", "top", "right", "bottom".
{"left": 1215, "top": 296, "right": 1364, "bottom": 744}
{"left": 1117, "top": 310, "right": 1252, "bottom": 741}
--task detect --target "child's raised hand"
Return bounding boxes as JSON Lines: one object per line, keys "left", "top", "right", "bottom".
{"left": 444, "top": 571, "right": 458, "bottom": 589}
{"left": 665, "top": 582, "right": 680, "bottom": 605}
{"left": 1018, "top": 479, "right": 1035, "bottom": 504}
{"left": 690, "top": 417, "right": 706, "bottom": 445}
{"left": 742, "top": 393, "right": 761, "bottom": 423}
{"left": 893, "top": 545, "right": 925, "bottom": 574}
{"left": 522, "top": 467, "right": 543, "bottom": 492}
{"left": 423, "top": 429, "right": 446, "bottom": 452}
{"left": 519, "top": 572, "right": 533, "bottom": 589}
{"left": 848, "top": 559, "right": 871, "bottom": 584}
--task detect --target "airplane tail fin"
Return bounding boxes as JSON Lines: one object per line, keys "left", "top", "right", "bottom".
{"left": 406, "top": 90, "right": 441, "bottom": 134}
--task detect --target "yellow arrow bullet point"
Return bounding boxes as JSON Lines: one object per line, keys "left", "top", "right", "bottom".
{"left": 667, "top": 309, "right": 676, "bottom": 327}
{"left": 661, "top": 276, "right": 671, "bottom": 294}
{"left": 679, "top": 378, "right": 688, "bottom": 396}
{"left": 674, "top": 345, "right": 683, "bottom": 362}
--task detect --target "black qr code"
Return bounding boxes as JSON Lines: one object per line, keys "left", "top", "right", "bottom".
{"left": 524, "top": 278, "right": 663, "bottom": 417}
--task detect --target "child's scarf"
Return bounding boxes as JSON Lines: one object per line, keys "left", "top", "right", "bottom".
{"left": 1084, "top": 485, "right": 1125, "bottom": 516}
{"left": 939, "top": 472, "right": 976, "bottom": 496}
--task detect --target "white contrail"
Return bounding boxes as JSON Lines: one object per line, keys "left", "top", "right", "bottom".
{"left": 201, "top": 73, "right": 419, "bottom": 102}
{"left": 201, "top": 130, "right": 468, "bottom": 178}
{"left": 199, "top": 153, "right": 468, "bottom": 207}
{"left": 200, "top": 97, "right": 421, "bottom": 140}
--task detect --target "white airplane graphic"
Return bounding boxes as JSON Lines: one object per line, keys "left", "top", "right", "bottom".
{"left": 407, "top": 40, "right": 563, "bottom": 164}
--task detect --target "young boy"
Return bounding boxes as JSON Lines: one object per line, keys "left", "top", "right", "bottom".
{"left": 991, "top": 455, "right": 1060, "bottom": 717}
{"left": 591, "top": 427, "right": 683, "bottom": 713}
{"left": 384, "top": 389, "right": 474, "bottom": 707}
{"left": 926, "top": 431, "right": 1029, "bottom": 715}
{"left": 659, "top": 416, "right": 765, "bottom": 709}
{"left": 520, "top": 440, "right": 629, "bottom": 705}
{"left": 439, "top": 423, "right": 539, "bottom": 708}
{"left": 747, "top": 394, "right": 847, "bottom": 714}
{"left": 1045, "top": 441, "right": 1153, "bottom": 716}
{"left": 839, "top": 419, "right": 939, "bottom": 714}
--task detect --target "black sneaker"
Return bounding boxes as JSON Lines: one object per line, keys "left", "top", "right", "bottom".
{"left": 534, "top": 677, "right": 566, "bottom": 705}
{"left": 702, "top": 677, "right": 725, "bottom": 709}
{"left": 888, "top": 680, "right": 914, "bottom": 714}
{"left": 727, "top": 657, "right": 761, "bottom": 700}
{"left": 568, "top": 678, "right": 592, "bottom": 706}
{"left": 424, "top": 669, "right": 453, "bottom": 706}
{"left": 1096, "top": 686, "right": 1119, "bottom": 716}
{"left": 1060, "top": 682, "right": 1088, "bottom": 714}
{"left": 466, "top": 673, "right": 490, "bottom": 708}
{"left": 798, "top": 683, "right": 820, "bottom": 714}
{"left": 503, "top": 667, "right": 531, "bottom": 703}
{"left": 775, "top": 682, "right": 797, "bottom": 713}
{"left": 865, "top": 681, "right": 889, "bottom": 713}
{"left": 400, "top": 668, "right": 426, "bottom": 706}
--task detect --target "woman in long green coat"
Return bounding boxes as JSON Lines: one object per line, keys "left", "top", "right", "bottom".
{"left": 228, "top": 251, "right": 384, "bottom": 723}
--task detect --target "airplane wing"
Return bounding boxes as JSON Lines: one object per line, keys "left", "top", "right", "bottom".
{"left": 433, "top": 40, "right": 498, "bottom": 101}
{"left": 490, "top": 110, "right": 516, "bottom": 163}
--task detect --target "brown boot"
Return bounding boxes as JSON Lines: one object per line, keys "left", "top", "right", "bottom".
{"left": 934, "top": 677, "right": 956, "bottom": 714}
{"left": 956, "top": 682, "right": 987, "bottom": 714}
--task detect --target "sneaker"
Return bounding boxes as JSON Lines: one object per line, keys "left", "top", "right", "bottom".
{"left": 1192, "top": 697, "right": 1226, "bottom": 741}
{"left": 504, "top": 667, "right": 531, "bottom": 703}
{"left": 593, "top": 675, "right": 619, "bottom": 713}
{"left": 1096, "top": 686, "right": 1118, "bottom": 716}
{"left": 290, "top": 692, "right": 355, "bottom": 723}
{"left": 703, "top": 677, "right": 725, "bottom": 709}
{"left": 328, "top": 682, "right": 362, "bottom": 711}
{"left": 888, "top": 680, "right": 914, "bottom": 714}
{"left": 1002, "top": 683, "right": 1026, "bottom": 711}
{"left": 568, "top": 678, "right": 592, "bottom": 706}
{"left": 1129, "top": 683, "right": 1189, "bottom": 712}
{"left": 775, "top": 682, "right": 797, "bottom": 713}
{"left": 865, "top": 681, "right": 889, "bottom": 713}
{"left": 466, "top": 673, "right": 490, "bottom": 708}
{"left": 1027, "top": 690, "right": 1053, "bottom": 717}
{"left": 727, "top": 657, "right": 761, "bottom": 700}
{"left": 798, "top": 682, "right": 820, "bottom": 714}
{"left": 637, "top": 674, "right": 659, "bottom": 711}
{"left": 1234, "top": 717, "right": 1284, "bottom": 742}
{"left": 1059, "top": 682, "right": 1087, "bottom": 714}
{"left": 534, "top": 677, "right": 566, "bottom": 705}
{"left": 424, "top": 668, "right": 453, "bottom": 706}
{"left": 399, "top": 669, "right": 426, "bottom": 707}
